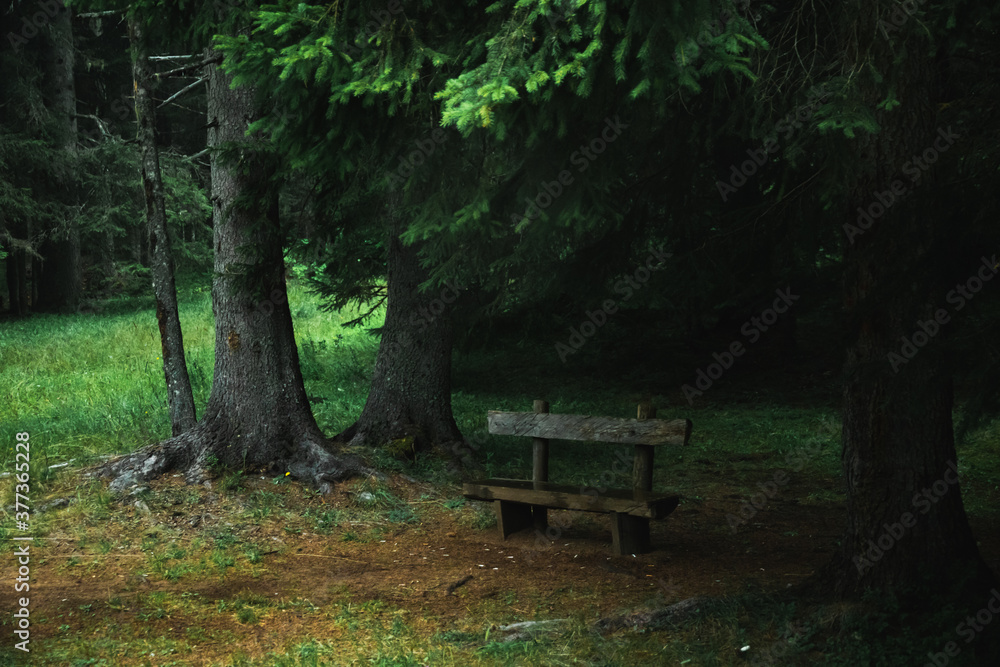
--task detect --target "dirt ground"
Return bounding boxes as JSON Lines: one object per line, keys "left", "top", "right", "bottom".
{"left": 14, "top": 469, "right": 1000, "bottom": 665}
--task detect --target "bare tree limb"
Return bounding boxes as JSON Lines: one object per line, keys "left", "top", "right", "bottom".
{"left": 74, "top": 113, "right": 112, "bottom": 139}
{"left": 156, "top": 56, "right": 222, "bottom": 78}
{"left": 183, "top": 148, "right": 211, "bottom": 163}
{"left": 76, "top": 10, "right": 123, "bottom": 18}
{"left": 158, "top": 77, "right": 208, "bottom": 109}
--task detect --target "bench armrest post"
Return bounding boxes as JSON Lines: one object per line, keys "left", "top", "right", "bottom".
{"left": 532, "top": 399, "right": 550, "bottom": 483}
{"left": 634, "top": 402, "right": 656, "bottom": 493}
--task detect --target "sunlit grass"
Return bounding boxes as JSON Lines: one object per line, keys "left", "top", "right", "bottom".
{"left": 0, "top": 280, "right": 381, "bottom": 472}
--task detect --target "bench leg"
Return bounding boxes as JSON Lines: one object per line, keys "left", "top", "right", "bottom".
{"left": 611, "top": 513, "right": 651, "bottom": 555}
{"left": 532, "top": 505, "right": 547, "bottom": 531}
{"left": 495, "top": 500, "right": 533, "bottom": 539}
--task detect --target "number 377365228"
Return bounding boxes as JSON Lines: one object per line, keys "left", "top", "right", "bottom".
{"left": 14, "top": 432, "right": 30, "bottom": 519}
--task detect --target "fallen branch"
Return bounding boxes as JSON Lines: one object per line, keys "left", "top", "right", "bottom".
{"left": 593, "top": 596, "right": 711, "bottom": 633}
{"left": 289, "top": 553, "right": 371, "bottom": 564}
{"left": 493, "top": 618, "right": 568, "bottom": 643}
{"left": 446, "top": 575, "right": 473, "bottom": 595}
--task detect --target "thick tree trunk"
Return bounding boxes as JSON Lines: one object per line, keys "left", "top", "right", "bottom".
{"left": 816, "top": 0, "right": 995, "bottom": 606}
{"left": 337, "top": 217, "right": 464, "bottom": 458}
{"left": 35, "top": 2, "right": 81, "bottom": 313}
{"left": 129, "top": 18, "right": 197, "bottom": 435}
{"left": 101, "top": 49, "right": 369, "bottom": 492}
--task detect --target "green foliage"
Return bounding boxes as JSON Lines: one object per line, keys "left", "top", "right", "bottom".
{"left": 210, "top": 0, "right": 768, "bottom": 331}
{"left": 161, "top": 152, "right": 214, "bottom": 273}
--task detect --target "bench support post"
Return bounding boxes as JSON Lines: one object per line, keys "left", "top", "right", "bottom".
{"left": 532, "top": 399, "right": 550, "bottom": 530}
{"left": 611, "top": 512, "right": 651, "bottom": 555}
{"left": 633, "top": 402, "right": 656, "bottom": 493}
{"left": 495, "top": 500, "right": 533, "bottom": 539}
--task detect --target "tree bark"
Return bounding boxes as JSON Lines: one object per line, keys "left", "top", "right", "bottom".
{"left": 336, "top": 217, "right": 464, "bottom": 458}
{"left": 35, "top": 0, "right": 81, "bottom": 313}
{"left": 101, "top": 48, "right": 370, "bottom": 492}
{"left": 129, "top": 17, "right": 198, "bottom": 436}
{"left": 816, "top": 0, "right": 995, "bottom": 607}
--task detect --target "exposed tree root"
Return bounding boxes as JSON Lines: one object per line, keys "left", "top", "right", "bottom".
{"left": 95, "top": 430, "right": 376, "bottom": 495}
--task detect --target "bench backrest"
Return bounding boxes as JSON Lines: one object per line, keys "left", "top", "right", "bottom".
{"left": 487, "top": 411, "right": 692, "bottom": 445}
{"left": 487, "top": 400, "right": 692, "bottom": 493}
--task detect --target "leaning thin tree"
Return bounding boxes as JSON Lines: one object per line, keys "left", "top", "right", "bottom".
{"left": 102, "top": 43, "right": 368, "bottom": 492}
{"left": 129, "top": 16, "right": 198, "bottom": 436}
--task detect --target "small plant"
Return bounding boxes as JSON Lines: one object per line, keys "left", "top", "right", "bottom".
{"left": 223, "top": 470, "right": 246, "bottom": 491}
{"left": 443, "top": 498, "right": 466, "bottom": 510}
{"left": 212, "top": 550, "right": 236, "bottom": 569}
{"left": 212, "top": 530, "right": 239, "bottom": 550}
{"left": 305, "top": 507, "right": 343, "bottom": 534}
{"left": 236, "top": 607, "right": 258, "bottom": 624}
{"left": 163, "top": 564, "right": 191, "bottom": 581}
{"left": 388, "top": 507, "right": 418, "bottom": 524}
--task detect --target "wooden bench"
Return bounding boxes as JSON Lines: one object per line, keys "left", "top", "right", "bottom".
{"left": 462, "top": 400, "right": 691, "bottom": 555}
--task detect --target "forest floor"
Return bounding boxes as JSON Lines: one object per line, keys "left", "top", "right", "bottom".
{"left": 4, "top": 285, "right": 1000, "bottom": 664}
{"left": 6, "top": 448, "right": 1000, "bottom": 666}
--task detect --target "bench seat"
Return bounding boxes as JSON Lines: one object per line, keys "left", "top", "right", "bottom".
{"left": 463, "top": 478, "right": 680, "bottom": 555}
{"left": 462, "top": 479, "right": 680, "bottom": 518}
